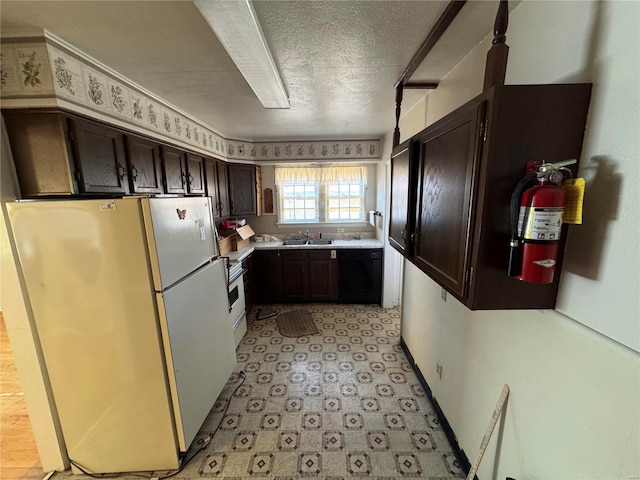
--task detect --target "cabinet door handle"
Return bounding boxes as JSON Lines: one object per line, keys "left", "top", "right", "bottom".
{"left": 401, "top": 229, "right": 406, "bottom": 240}
{"left": 130, "top": 164, "right": 138, "bottom": 181}
{"left": 180, "top": 172, "right": 186, "bottom": 187}
{"left": 410, "top": 232, "right": 416, "bottom": 243}
{"left": 188, "top": 173, "right": 194, "bottom": 186}
{"left": 117, "top": 163, "right": 126, "bottom": 180}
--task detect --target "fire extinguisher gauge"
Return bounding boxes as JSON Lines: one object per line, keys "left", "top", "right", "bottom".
{"left": 547, "top": 170, "right": 565, "bottom": 185}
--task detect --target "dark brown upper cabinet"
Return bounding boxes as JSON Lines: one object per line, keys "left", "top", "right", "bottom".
{"left": 205, "top": 160, "right": 219, "bottom": 218}
{"left": 2, "top": 111, "right": 133, "bottom": 197}
{"left": 160, "top": 146, "right": 186, "bottom": 194}
{"left": 205, "top": 159, "right": 230, "bottom": 219}
{"left": 124, "top": 135, "right": 163, "bottom": 194}
{"left": 68, "top": 117, "right": 130, "bottom": 195}
{"left": 216, "top": 161, "right": 231, "bottom": 218}
{"left": 185, "top": 153, "right": 205, "bottom": 195}
{"left": 398, "top": 84, "right": 592, "bottom": 310}
{"left": 388, "top": 139, "right": 418, "bottom": 256}
{"left": 3, "top": 111, "right": 80, "bottom": 197}
{"left": 413, "top": 104, "right": 483, "bottom": 299}
{"left": 228, "top": 164, "right": 257, "bottom": 216}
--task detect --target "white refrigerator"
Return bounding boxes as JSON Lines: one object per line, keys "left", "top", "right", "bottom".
{"left": 8, "top": 196, "right": 236, "bottom": 473}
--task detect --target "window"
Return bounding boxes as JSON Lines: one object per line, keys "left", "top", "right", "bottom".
{"left": 327, "top": 182, "right": 364, "bottom": 221}
{"left": 280, "top": 182, "right": 319, "bottom": 222}
{"left": 276, "top": 166, "right": 367, "bottom": 224}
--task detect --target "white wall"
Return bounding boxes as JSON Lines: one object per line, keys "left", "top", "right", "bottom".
{"left": 378, "top": 95, "right": 432, "bottom": 308}
{"left": 399, "top": 1, "right": 639, "bottom": 479}
{"left": 378, "top": 132, "right": 400, "bottom": 308}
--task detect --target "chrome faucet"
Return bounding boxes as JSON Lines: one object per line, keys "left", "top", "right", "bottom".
{"left": 297, "top": 230, "right": 311, "bottom": 241}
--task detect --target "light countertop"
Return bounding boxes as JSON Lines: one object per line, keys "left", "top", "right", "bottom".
{"left": 224, "top": 239, "right": 383, "bottom": 263}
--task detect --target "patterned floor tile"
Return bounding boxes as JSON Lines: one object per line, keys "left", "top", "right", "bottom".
{"left": 49, "top": 303, "right": 466, "bottom": 480}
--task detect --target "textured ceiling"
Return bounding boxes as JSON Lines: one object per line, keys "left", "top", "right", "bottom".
{"left": 0, "top": 1, "right": 506, "bottom": 142}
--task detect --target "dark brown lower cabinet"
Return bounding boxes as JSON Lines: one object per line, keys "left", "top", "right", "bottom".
{"left": 282, "top": 249, "right": 338, "bottom": 302}
{"left": 255, "top": 249, "right": 338, "bottom": 303}
{"left": 254, "top": 250, "right": 283, "bottom": 303}
{"left": 308, "top": 250, "right": 339, "bottom": 301}
{"left": 282, "top": 250, "right": 308, "bottom": 301}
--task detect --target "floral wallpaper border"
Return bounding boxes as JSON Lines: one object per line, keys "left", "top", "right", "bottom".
{"left": 0, "top": 34, "right": 380, "bottom": 162}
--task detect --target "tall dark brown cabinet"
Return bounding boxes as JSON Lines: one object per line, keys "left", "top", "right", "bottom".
{"left": 228, "top": 164, "right": 257, "bottom": 216}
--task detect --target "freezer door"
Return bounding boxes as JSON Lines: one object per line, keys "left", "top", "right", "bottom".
{"left": 144, "top": 197, "right": 217, "bottom": 290}
{"left": 7, "top": 199, "right": 179, "bottom": 473}
{"left": 156, "top": 258, "right": 236, "bottom": 451}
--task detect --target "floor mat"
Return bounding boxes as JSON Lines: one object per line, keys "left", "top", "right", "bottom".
{"left": 276, "top": 309, "right": 320, "bottom": 337}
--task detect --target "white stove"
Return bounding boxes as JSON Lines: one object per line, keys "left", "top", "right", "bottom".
{"left": 227, "top": 260, "right": 247, "bottom": 347}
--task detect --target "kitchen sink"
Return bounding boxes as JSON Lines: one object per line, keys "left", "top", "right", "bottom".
{"left": 280, "top": 239, "right": 333, "bottom": 246}
{"left": 280, "top": 240, "right": 308, "bottom": 246}
{"left": 307, "top": 239, "right": 332, "bottom": 245}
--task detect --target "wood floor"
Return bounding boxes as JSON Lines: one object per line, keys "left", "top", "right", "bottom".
{"left": 1, "top": 313, "right": 43, "bottom": 480}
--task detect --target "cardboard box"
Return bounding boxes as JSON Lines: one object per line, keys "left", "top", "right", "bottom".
{"left": 234, "top": 225, "right": 255, "bottom": 251}
{"left": 218, "top": 235, "right": 233, "bottom": 256}
{"left": 217, "top": 224, "right": 255, "bottom": 254}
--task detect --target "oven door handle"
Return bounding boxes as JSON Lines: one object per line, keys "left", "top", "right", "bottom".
{"left": 228, "top": 268, "right": 248, "bottom": 286}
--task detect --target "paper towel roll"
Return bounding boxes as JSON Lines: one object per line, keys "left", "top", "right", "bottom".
{"left": 369, "top": 210, "right": 381, "bottom": 227}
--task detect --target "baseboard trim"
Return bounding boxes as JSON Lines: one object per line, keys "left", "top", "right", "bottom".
{"left": 400, "top": 337, "right": 476, "bottom": 479}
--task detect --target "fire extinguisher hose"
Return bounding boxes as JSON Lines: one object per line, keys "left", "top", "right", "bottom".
{"left": 508, "top": 172, "right": 537, "bottom": 277}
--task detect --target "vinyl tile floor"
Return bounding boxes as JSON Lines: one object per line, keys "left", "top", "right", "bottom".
{"left": 51, "top": 304, "right": 466, "bottom": 480}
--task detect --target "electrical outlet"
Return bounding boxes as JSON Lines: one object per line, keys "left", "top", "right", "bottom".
{"left": 337, "top": 228, "right": 345, "bottom": 233}
{"left": 436, "top": 363, "right": 443, "bottom": 379}
{"left": 441, "top": 289, "right": 447, "bottom": 301}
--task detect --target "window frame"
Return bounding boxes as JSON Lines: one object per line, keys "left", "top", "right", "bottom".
{"left": 275, "top": 166, "right": 369, "bottom": 226}
{"left": 325, "top": 181, "right": 365, "bottom": 222}
{"left": 278, "top": 181, "right": 320, "bottom": 223}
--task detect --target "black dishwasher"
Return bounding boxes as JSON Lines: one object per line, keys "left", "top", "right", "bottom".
{"left": 338, "top": 249, "right": 383, "bottom": 304}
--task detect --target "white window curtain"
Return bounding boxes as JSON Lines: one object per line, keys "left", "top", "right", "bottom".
{"left": 275, "top": 166, "right": 367, "bottom": 185}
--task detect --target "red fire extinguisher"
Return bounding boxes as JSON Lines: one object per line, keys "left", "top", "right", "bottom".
{"left": 508, "top": 160, "right": 576, "bottom": 284}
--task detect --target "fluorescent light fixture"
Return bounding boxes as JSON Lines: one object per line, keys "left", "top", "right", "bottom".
{"left": 194, "top": 0, "right": 290, "bottom": 109}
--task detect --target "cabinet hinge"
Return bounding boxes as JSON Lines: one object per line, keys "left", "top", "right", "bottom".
{"left": 480, "top": 121, "right": 487, "bottom": 142}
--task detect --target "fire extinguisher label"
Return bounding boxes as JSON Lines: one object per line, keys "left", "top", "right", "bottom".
{"left": 533, "top": 259, "right": 557, "bottom": 268}
{"left": 521, "top": 207, "right": 564, "bottom": 240}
